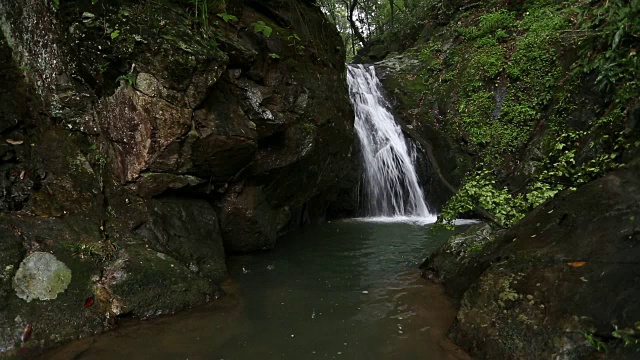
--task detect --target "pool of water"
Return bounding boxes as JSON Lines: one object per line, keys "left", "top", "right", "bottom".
{"left": 43, "top": 220, "right": 470, "bottom": 360}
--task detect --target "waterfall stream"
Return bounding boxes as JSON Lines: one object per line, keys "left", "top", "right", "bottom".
{"left": 347, "top": 64, "right": 435, "bottom": 222}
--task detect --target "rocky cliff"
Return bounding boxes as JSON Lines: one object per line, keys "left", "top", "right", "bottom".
{"left": 0, "top": 0, "right": 356, "bottom": 355}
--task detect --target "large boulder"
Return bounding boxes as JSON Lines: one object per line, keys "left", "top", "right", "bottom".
{"left": 423, "top": 160, "right": 640, "bottom": 359}
{"left": 421, "top": 223, "right": 504, "bottom": 302}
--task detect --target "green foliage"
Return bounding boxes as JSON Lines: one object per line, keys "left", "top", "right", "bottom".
{"left": 460, "top": 9, "right": 515, "bottom": 40}
{"left": 612, "top": 323, "right": 640, "bottom": 347}
{"left": 268, "top": 53, "right": 280, "bottom": 59}
{"left": 52, "top": 0, "right": 59, "bottom": 9}
{"left": 583, "top": 322, "right": 640, "bottom": 353}
{"left": 216, "top": 12, "right": 237, "bottom": 23}
{"left": 176, "top": 0, "right": 224, "bottom": 30}
{"left": 97, "top": 62, "right": 109, "bottom": 73}
{"left": 584, "top": 331, "right": 608, "bottom": 352}
{"left": 537, "top": 111, "right": 627, "bottom": 186}
{"left": 116, "top": 73, "right": 137, "bottom": 87}
{"left": 287, "top": 33, "right": 305, "bottom": 55}
{"left": 118, "top": 9, "right": 130, "bottom": 19}
{"left": 572, "top": 0, "right": 640, "bottom": 97}
{"left": 525, "top": 182, "right": 561, "bottom": 208}
{"left": 110, "top": 30, "right": 121, "bottom": 39}
{"left": 252, "top": 21, "right": 273, "bottom": 37}
{"left": 437, "top": 170, "right": 527, "bottom": 228}
{"left": 416, "top": 43, "right": 445, "bottom": 73}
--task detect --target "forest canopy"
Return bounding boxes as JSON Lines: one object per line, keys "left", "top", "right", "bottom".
{"left": 316, "top": 0, "right": 452, "bottom": 56}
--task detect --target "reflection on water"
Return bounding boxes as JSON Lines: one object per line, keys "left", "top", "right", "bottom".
{"left": 43, "top": 221, "right": 470, "bottom": 360}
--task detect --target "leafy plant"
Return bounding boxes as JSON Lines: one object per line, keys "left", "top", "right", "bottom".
{"left": 287, "top": 33, "right": 305, "bottom": 54}
{"left": 116, "top": 73, "right": 137, "bottom": 87}
{"left": 118, "top": 9, "right": 130, "bottom": 19}
{"left": 612, "top": 324, "right": 640, "bottom": 347}
{"left": 252, "top": 21, "right": 273, "bottom": 37}
{"left": 572, "top": 0, "right": 640, "bottom": 97}
{"left": 460, "top": 9, "right": 515, "bottom": 40}
{"left": 268, "top": 53, "right": 280, "bottom": 59}
{"left": 110, "top": 30, "right": 121, "bottom": 39}
{"left": 584, "top": 331, "right": 608, "bottom": 352}
{"left": 97, "top": 62, "right": 109, "bottom": 73}
{"left": 217, "top": 12, "right": 237, "bottom": 23}
{"left": 437, "top": 169, "right": 528, "bottom": 229}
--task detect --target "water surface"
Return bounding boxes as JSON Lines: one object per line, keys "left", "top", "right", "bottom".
{"left": 44, "top": 221, "right": 470, "bottom": 360}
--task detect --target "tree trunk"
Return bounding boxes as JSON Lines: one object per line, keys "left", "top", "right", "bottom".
{"left": 343, "top": 0, "right": 366, "bottom": 45}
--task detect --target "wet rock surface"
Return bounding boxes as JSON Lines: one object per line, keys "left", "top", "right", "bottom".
{"left": 135, "top": 198, "right": 226, "bottom": 282}
{"left": 0, "top": 0, "right": 355, "bottom": 356}
{"left": 423, "top": 161, "right": 640, "bottom": 359}
{"left": 421, "top": 223, "right": 503, "bottom": 302}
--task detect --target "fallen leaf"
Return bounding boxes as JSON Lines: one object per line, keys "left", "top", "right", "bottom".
{"left": 21, "top": 323, "right": 32, "bottom": 343}
{"left": 6, "top": 139, "right": 24, "bottom": 145}
{"left": 84, "top": 296, "right": 95, "bottom": 308}
{"left": 19, "top": 171, "right": 25, "bottom": 180}
{"left": 567, "top": 261, "right": 586, "bottom": 267}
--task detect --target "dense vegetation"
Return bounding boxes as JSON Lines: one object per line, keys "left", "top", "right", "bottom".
{"left": 322, "top": 0, "right": 640, "bottom": 228}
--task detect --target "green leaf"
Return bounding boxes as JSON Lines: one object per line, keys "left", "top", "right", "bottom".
{"left": 253, "top": 21, "right": 272, "bottom": 37}
{"left": 111, "top": 30, "right": 120, "bottom": 39}
{"left": 612, "top": 27, "right": 623, "bottom": 49}
{"left": 52, "top": 0, "right": 59, "bottom": 10}
{"left": 217, "top": 13, "right": 238, "bottom": 23}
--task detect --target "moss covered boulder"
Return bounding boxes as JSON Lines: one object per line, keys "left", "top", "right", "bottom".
{"left": 424, "top": 160, "right": 640, "bottom": 359}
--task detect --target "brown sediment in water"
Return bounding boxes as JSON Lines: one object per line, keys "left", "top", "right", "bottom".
{"left": 372, "top": 270, "right": 472, "bottom": 360}
{"left": 40, "top": 279, "right": 246, "bottom": 360}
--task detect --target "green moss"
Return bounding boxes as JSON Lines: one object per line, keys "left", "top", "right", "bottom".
{"left": 460, "top": 9, "right": 516, "bottom": 41}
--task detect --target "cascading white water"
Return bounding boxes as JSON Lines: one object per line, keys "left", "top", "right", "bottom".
{"left": 347, "top": 64, "right": 436, "bottom": 222}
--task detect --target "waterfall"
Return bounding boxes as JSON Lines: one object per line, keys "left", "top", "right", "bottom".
{"left": 347, "top": 64, "right": 435, "bottom": 222}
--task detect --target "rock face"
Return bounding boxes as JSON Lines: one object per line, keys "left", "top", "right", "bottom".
{"left": 13, "top": 252, "right": 72, "bottom": 302}
{"left": 0, "top": 0, "right": 355, "bottom": 355}
{"left": 421, "top": 223, "right": 503, "bottom": 301}
{"left": 422, "top": 161, "right": 640, "bottom": 359}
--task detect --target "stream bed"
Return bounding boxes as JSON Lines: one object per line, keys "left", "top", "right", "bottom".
{"left": 42, "top": 220, "right": 470, "bottom": 360}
